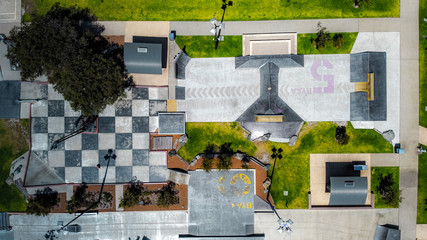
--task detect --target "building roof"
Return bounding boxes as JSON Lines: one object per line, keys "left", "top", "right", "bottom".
{"left": 124, "top": 42, "right": 162, "bottom": 74}
{"left": 133, "top": 36, "right": 168, "bottom": 68}
{"left": 329, "top": 177, "right": 368, "bottom": 206}
{"left": 373, "top": 225, "right": 401, "bottom": 240}
{"left": 0, "top": 81, "right": 20, "bottom": 118}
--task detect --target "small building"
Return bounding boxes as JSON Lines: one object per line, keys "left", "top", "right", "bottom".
{"left": 329, "top": 176, "right": 368, "bottom": 206}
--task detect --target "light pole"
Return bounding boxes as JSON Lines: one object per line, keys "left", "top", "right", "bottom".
{"left": 44, "top": 149, "right": 116, "bottom": 239}
{"left": 266, "top": 147, "right": 294, "bottom": 234}
{"left": 210, "top": 0, "right": 233, "bottom": 50}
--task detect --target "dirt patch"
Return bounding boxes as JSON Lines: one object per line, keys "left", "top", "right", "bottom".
{"left": 104, "top": 35, "right": 125, "bottom": 46}
{"left": 50, "top": 192, "right": 67, "bottom": 213}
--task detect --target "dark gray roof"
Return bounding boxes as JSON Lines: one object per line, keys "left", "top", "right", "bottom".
{"left": 133, "top": 36, "right": 168, "bottom": 68}
{"left": 373, "top": 225, "right": 401, "bottom": 240}
{"left": 325, "top": 161, "right": 365, "bottom": 192}
{"left": 235, "top": 54, "right": 304, "bottom": 69}
{"left": 350, "top": 52, "right": 387, "bottom": 121}
{"left": 176, "top": 86, "right": 186, "bottom": 100}
{"left": 158, "top": 113, "right": 186, "bottom": 134}
{"left": 0, "top": 81, "right": 20, "bottom": 119}
{"left": 236, "top": 62, "right": 302, "bottom": 122}
{"left": 0, "top": 212, "right": 10, "bottom": 231}
{"left": 124, "top": 42, "right": 162, "bottom": 74}
{"left": 329, "top": 177, "right": 368, "bottom": 206}
{"left": 188, "top": 171, "right": 255, "bottom": 236}
{"left": 175, "top": 51, "right": 191, "bottom": 79}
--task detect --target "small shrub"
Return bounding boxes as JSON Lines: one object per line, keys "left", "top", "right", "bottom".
{"left": 376, "top": 173, "right": 400, "bottom": 207}
{"left": 333, "top": 34, "right": 344, "bottom": 49}
{"left": 157, "top": 182, "right": 178, "bottom": 208}
{"left": 217, "top": 143, "right": 233, "bottom": 170}
{"left": 66, "top": 184, "right": 90, "bottom": 213}
{"left": 119, "top": 183, "right": 143, "bottom": 208}
{"left": 335, "top": 126, "right": 350, "bottom": 145}
{"left": 313, "top": 22, "right": 331, "bottom": 50}
{"left": 26, "top": 187, "right": 59, "bottom": 216}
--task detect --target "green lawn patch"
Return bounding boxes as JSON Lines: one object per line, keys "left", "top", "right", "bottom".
{"left": 178, "top": 122, "right": 256, "bottom": 162}
{"left": 263, "top": 122, "right": 392, "bottom": 209}
{"left": 418, "top": 145, "right": 427, "bottom": 223}
{"left": 371, "top": 167, "right": 399, "bottom": 208}
{"left": 175, "top": 36, "right": 242, "bottom": 58}
{"left": 32, "top": 0, "right": 399, "bottom": 21}
{"left": 420, "top": 0, "right": 427, "bottom": 127}
{"left": 297, "top": 33, "right": 358, "bottom": 54}
{"left": 0, "top": 120, "right": 29, "bottom": 212}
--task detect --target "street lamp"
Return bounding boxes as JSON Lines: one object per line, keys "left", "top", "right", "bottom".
{"left": 44, "top": 149, "right": 116, "bottom": 239}
{"left": 210, "top": 0, "right": 233, "bottom": 50}
{"left": 265, "top": 147, "right": 294, "bottom": 234}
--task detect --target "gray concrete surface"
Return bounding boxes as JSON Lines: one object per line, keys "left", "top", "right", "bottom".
{"left": 255, "top": 209, "right": 398, "bottom": 240}
{"left": 10, "top": 211, "right": 188, "bottom": 240}
{"left": 0, "top": 0, "right": 20, "bottom": 23}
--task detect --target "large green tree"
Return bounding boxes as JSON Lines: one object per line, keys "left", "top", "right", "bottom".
{"left": 6, "top": 4, "right": 132, "bottom": 116}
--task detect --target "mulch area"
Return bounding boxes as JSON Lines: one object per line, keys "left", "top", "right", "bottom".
{"left": 51, "top": 185, "right": 116, "bottom": 213}
{"left": 123, "top": 183, "right": 188, "bottom": 211}
{"left": 78, "top": 185, "right": 116, "bottom": 212}
{"left": 168, "top": 155, "right": 189, "bottom": 171}
{"left": 150, "top": 132, "right": 190, "bottom": 171}
{"left": 50, "top": 192, "right": 67, "bottom": 213}
{"left": 104, "top": 35, "right": 124, "bottom": 46}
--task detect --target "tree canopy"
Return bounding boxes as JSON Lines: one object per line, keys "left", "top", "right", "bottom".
{"left": 26, "top": 187, "right": 59, "bottom": 216}
{"left": 7, "top": 4, "right": 132, "bottom": 116}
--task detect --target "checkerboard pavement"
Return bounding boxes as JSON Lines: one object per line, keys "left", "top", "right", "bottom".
{"left": 30, "top": 85, "right": 170, "bottom": 184}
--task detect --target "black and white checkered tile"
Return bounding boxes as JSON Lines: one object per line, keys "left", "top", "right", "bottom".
{"left": 30, "top": 85, "right": 169, "bottom": 184}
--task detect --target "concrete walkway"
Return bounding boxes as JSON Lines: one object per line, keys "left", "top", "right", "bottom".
{"left": 420, "top": 126, "right": 427, "bottom": 145}
{"left": 9, "top": 211, "right": 188, "bottom": 240}
{"left": 398, "top": 0, "right": 420, "bottom": 239}
{"left": 255, "top": 209, "right": 398, "bottom": 240}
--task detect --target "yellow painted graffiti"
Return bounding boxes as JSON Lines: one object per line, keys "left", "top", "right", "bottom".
{"left": 230, "top": 173, "right": 251, "bottom": 185}
{"left": 231, "top": 202, "right": 252, "bottom": 209}
{"left": 218, "top": 173, "right": 251, "bottom": 196}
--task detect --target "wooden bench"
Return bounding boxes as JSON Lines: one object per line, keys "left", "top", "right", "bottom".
{"left": 354, "top": 72, "right": 374, "bottom": 101}
{"left": 256, "top": 115, "right": 284, "bottom": 122}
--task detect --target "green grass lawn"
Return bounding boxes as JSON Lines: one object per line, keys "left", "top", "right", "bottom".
{"left": 371, "top": 167, "right": 399, "bottom": 208}
{"left": 265, "top": 122, "right": 393, "bottom": 209}
{"left": 175, "top": 36, "right": 242, "bottom": 58}
{"left": 30, "top": 0, "right": 399, "bottom": 21}
{"left": 177, "top": 122, "right": 257, "bottom": 162}
{"left": 420, "top": 0, "right": 427, "bottom": 127}
{"left": 0, "top": 119, "right": 29, "bottom": 212}
{"left": 297, "top": 33, "right": 358, "bottom": 54}
{"left": 418, "top": 145, "right": 427, "bottom": 223}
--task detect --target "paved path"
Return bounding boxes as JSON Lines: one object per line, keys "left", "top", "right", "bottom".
{"left": 398, "top": 0, "right": 420, "bottom": 239}
{"left": 418, "top": 224, "right": 427, "bottom": 239}
{"left": 169, "top": 18, "right": 401, "bottom": 35}
{"left": 255, "top": 209, "right": 398, "bottom": 240}
{"left": 420, "top": 126, "right": 427, "bottom": 145}
{"left": 9, "top": 211, "right": 188, "bottom": 240}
